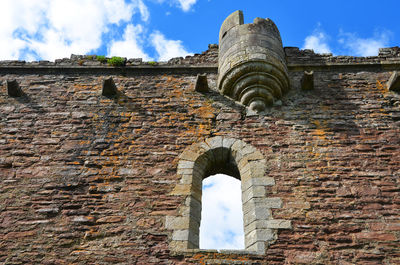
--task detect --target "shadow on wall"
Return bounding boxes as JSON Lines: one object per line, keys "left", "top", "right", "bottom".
{"left": 12, "top": 88, "right": 48, "bottom": 115}
{"left": 276, "top": 70, "right": 365, "bottom": 138}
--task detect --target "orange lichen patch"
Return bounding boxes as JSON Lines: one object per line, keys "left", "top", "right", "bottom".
{"left": 311, "top": 120, "right": 328, "bottom": 141}
{"left": 73, "top": 84, "right": 95, "bottom": 91}
{"left": 67, "top": 161, "right": 82, "bottom": 165}
{"left": 304, "top": 119, "right": 334, "bottom": 164}
{"left": 376, "top": 80, "right": 388, "bottom": 93}
{"left": 190, "top": 105, "right": 215, "bottom": 119}
{"left": 313, "top": 129, "right": 326, "bottom": 138}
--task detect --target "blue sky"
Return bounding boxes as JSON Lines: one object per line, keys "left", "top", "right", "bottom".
{"left": 1, "top": 0, "right": 399, "bottom": 61}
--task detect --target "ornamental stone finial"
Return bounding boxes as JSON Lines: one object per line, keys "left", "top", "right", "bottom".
{"left": 217, "top": 11, "right": 290, "bottom": 112}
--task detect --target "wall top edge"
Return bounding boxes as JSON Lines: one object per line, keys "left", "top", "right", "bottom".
{"left": 0, "top": 45, "right": 398, "bottom": 73}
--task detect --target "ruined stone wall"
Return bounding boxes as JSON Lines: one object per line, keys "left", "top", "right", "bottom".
{"left": 285, "top": 46, "right": 400, "bottom": 66}
{"left": 0, "top": 48, "right": 400, "bottom": 264}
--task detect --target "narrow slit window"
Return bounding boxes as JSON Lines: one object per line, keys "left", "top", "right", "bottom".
{"left": 199, "top": 174, "right": 245, "bottom": 250}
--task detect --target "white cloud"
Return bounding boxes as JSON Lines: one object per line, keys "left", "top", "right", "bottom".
{"left": 303, "top": 24, "right": 392, "bottom": 56}
{"left": 338, "top": 30, "right": 391, "bottom": 56}
{"left": 200, "top": 174, "right": 244, "bottom": 250}
{"left": 152, "top": 0, "right": 197, "bottom": 12}
{"left": 108, "top": 24, "right": 152, "bottom": 61}
{"left": 136, "top": 0, "right": 150, "bottom": 22}
{"left": 0, "top": 0, "right": 147, "bottom": 61}
{"left": 176, "top": 0, "right": 197, "bottom": 12}
{"left": 302, "top": 29, "right": 332, "bottom": 54}
{"left": 150, "top": 31, "right": 192, "bottom": 61}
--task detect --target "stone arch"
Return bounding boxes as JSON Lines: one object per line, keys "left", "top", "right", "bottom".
{"left": 166, "top": 136, "right": 291, "bottom": 254}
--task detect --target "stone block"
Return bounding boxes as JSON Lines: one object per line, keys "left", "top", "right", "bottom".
{"left": 179, "top": 149, "right": 202, "bottom": 162}
{"left": 222, "top": 137, "right": 238, "bottom": 149}
{"left": 242, "top": 186, "right": 266, "bottom": 203}
{"left": 242, "top": 177, "right": 275, "bottom": 191}
{"left": 207, "top": 146, "right": 228, "bottom": 166}
{"left": 7, "top": 80, "right": 23, "bottom": 97}
{"left": 36, "top": 207, "right": 59, "bottom": 215}
{"left": 244, "top": 219, "right": 291, "bottom": 233}
{"left": 185, "top": 196, "right": 201, "bottom": 220}
{"left": 188, "top": 230, "right": 199, "bottom": 246}
{"left": 238, "top": 159, "right": 266, "bottom": 175}
{"left": 189, "top": 141, "right": 210, "bottom": 155}
{"left": 205, "top": 136, "right": 223, "bottom": 149}
{"left": 265, "top": 219, "right": 292, "bottom": 229}
{"left": 240, "top": 162, "right": 266, "bottom": 182}
{"left": 219, "top": 10, "right": 243, "bottom": 41}
{"left": 249, "top": 53, "right": 267, "bottom": 60}
{"left": 237, "top": 157, "right": 266, "bottom": 173}
{"left": 169, "top": 240, "right": 190, "bottom": 252}
{"left": 243, "top": 197, "right": 282, "bottom": 215}
{"left": 243, "top": 150, "right": 265, "bottom": 162}
{"left": 170, "top": 184, "right": 191, "bottom": 196}
{"left": 96, "top": 216, "right": 125, "bottom": 224}
{"left": 191, "top": 187, "right": 202, "bottom": 203}
{"left": 205, "top": 137, "right": 226, "bottom": 164}
{"left": 246, "top": 241, "right": 266, "bottom": 254}
{"left": 245, "top": 229, "right": 274, "bottom": 246}
{"left": 243, "top": 206, "right": 272, "bottom": 225}
{"left": 102, "top": 77, "right": 118, "bottom": 96}
{"left": 194, "top": 74, "right": 209, "bottom": 92}
{"left": 177, "top": 172, "right": 194, "bottom": 183}
{"left": 261, "top": 197, "right": 283, "bottom": 208}
{"left": 177, "top": 160, "right": 194, "bottom": 170}
{"left": 240, "top": 144, "right": 258, "bottom": 157}
{"left": 231, "top": 142, "right": 246, "bottom": 163}
{"left": 387, "top": 71, "right": 400, "bottom": 91}
{"left": 192, "top": 172, "right": 203, "bottom": 188}
{"left": 192, "top": 155, "right": 212, "bottom": 174}
{"left": 71, "top": 216, "right": 95, "bottom": 224}
{"left": 301, "top": 71, "right": 314, "bottom": 90}
{"left": 172, "top": 229, "right": 189, "bottom": 241}
{"left": 166, "top": 216, "right": 191, "bottom": 230}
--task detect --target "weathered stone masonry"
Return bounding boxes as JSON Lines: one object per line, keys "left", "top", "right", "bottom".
{"left": 1, "top": 10, "right": 400, "bottom": 265}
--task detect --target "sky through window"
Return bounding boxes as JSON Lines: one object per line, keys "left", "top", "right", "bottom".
{"left": 199, "top": 174, "right": 244, "bottom": 250}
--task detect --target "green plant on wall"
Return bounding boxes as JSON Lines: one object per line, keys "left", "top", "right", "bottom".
{"left": 107, "top": 56, "right": 125, "bottom": 66}
{"left": 96, "top": 55, "right": 107, "bottom": 63}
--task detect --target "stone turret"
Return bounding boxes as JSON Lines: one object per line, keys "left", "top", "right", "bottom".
{"left": 217, "top": 10, "right": 290, "bottom": 112}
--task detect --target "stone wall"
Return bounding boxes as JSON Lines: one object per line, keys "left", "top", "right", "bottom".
{"left": 0, "top": 48, "right": 400, "bottom": 264}
{"left": 2, "top": 45, "right": 400, "bottom": 68}
{"left": 285, "top": 46, "right": 400, "bottom": 66}
{"left": 0, "top": 44, "right": 218, "bottom": 68}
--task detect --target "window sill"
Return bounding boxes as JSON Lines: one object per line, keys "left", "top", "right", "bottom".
{"left": 170, "top": 246, "right": 265, "bottom": 256}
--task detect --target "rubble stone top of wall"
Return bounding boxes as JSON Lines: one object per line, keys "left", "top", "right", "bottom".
{"left": 285, "top": 46, "right": 400, "bottom": 65}
{"left": 0, "top": 44, "right": 219, "bottom": 67}
{"left": 0, "top": 45, "right": 399, "bottom": 68}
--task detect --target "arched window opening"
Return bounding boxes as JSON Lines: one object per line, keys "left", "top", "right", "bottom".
{"left": 167, "top": 137, "right": 291, "bottom": 254}
{"left": 199, "top": 174, "right": 244, "bottom": 250}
